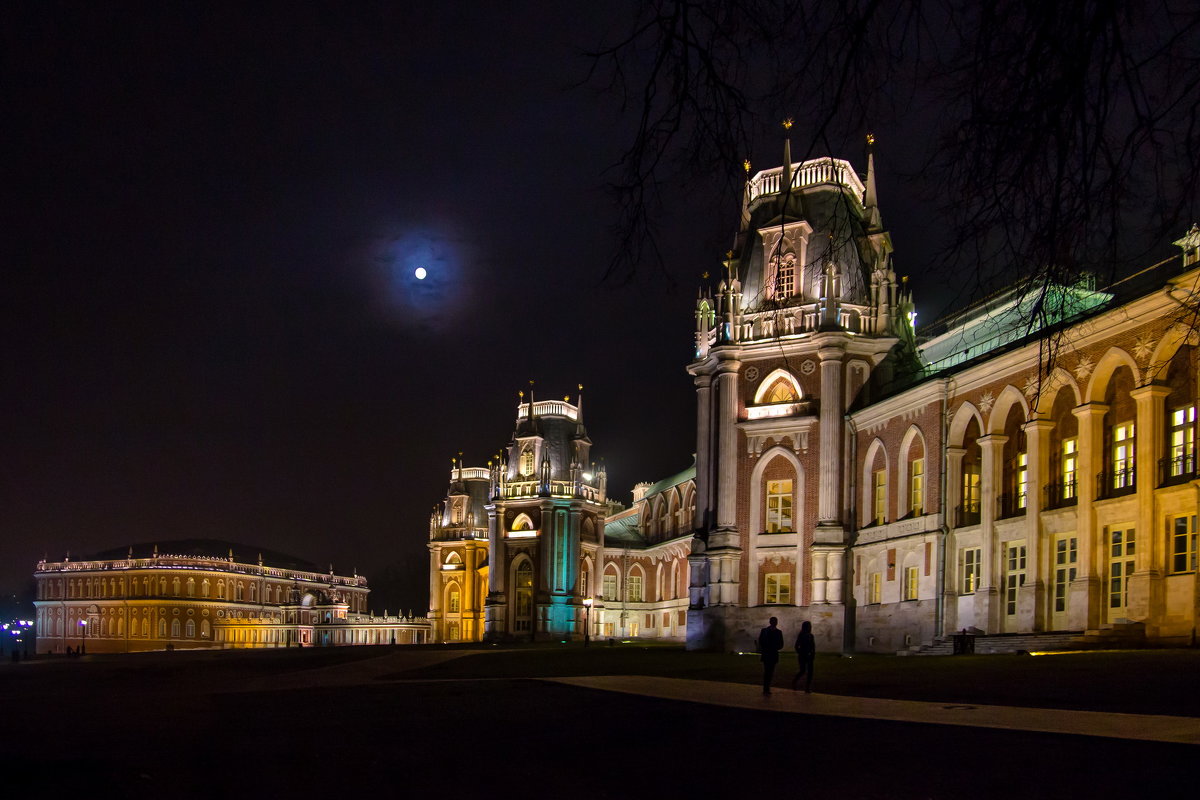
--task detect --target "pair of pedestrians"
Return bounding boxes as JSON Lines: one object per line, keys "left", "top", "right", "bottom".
{"left": 757, "top": 617, "right": 815, "bottom": 694}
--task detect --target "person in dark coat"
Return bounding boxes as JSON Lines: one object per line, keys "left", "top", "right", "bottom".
{"left": 792, "top": 620, "right": 816, "bottom": 693}
{"left": 757, "top": 616, "right": 784, "bottom": 694}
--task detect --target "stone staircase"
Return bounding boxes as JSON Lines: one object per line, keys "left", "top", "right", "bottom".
{"left": 898, "top": 625, "right": 1146, "bottom": 656}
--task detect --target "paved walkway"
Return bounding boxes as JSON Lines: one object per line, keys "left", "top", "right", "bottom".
{"left": 547, "top": 676, "right": 1200, "bottom": 745}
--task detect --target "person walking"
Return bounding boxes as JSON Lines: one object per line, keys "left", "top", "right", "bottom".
{"left": 792, "top": 620, "right": 816, "bottom": 693}
{"left": 757, "top": 616, "right": 784, "bottom": 695}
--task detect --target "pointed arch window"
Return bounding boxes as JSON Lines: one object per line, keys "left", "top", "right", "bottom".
{"left": 514, "top": 562, "right": 534, "bottom": 632}
{"left": 748, "top": 369, "right": 804, "bottom": 419}
{"left": 765, "top": 378, "right": 799, "bottom": 404}
{"left": 765, "top": 480, "right": 794, "bottom": 532}
{"left": 509, "top": 513, "right": 537, "bottom": 538}
{"left": 519, "top": 446, "right": 535, "bottom": 477}
{"left": 773, "top": 253, "right": 797, "bottom": 298}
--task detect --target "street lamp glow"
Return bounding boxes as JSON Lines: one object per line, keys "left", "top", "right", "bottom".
{"left": 414, "top": 267, "right": 427, "bottom": 280}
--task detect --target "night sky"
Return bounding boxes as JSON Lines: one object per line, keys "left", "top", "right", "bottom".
{"left": 4, "top": 3, "right": 942, "bottom": 611}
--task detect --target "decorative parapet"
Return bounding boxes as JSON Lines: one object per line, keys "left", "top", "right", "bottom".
{"left": 34, "top": 555, "right": 368, "bottom": 588}
{"left": 748, "top": 158, "right": 866, "bottom": 204}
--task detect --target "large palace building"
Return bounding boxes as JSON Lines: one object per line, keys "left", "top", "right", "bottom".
{"left": 430, "top": 141, "right": 1200, "bottom": 654}
{"left": 34, "top": 540, "right": 429, "bottom": 653}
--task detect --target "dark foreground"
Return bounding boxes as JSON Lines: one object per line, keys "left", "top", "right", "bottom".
{"left": 2, "top": 645, "right": 1196, "bottom": 799}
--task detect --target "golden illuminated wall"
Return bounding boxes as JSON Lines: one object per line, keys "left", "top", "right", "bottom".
{"left": 33, "top": 553, "right": 372, "bottom": 654}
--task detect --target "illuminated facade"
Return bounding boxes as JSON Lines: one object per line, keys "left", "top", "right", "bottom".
{"left": 34, "top": 541, "right": 429, "bottom": 653}
{"left": 428, "top": 395, "right": 610, "bottom": 642}
{"left": 427, "top": 410, "right": 695, "bottom": 643}
{"left": 687, "top": 142, "right": 1200, "bottom": 652}
{"left": 428, "top": 146, "right": 1200, "bottom": 654}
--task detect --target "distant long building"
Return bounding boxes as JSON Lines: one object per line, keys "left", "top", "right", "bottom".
{"left": 34, "top": 539, "right": 429, "bottom": 653}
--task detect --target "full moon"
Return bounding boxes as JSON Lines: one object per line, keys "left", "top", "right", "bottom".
{"left": 414, "top": 267, "right": 427, "bottom": 280}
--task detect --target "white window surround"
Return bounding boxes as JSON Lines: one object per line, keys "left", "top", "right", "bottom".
{"left": 747, "top": 446, "right": 805, "bottom": 607}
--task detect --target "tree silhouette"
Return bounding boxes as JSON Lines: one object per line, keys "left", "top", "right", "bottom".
{"left": 588, "top": 0, "right": 1200, "bottom": 327}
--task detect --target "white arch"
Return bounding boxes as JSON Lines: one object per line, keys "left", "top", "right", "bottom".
{"left": 602, "top": 561, "right": 622, "bottom": 600}
{"left": 580, "top": 555, "right": 595, "bottom": 599}
{"left": 896, "top": 425, "right": 928, "bottom": 517}
{"left": 747, "top": 446, "right": 806, "bottom": 607}
{"left": 511, "top": 512, "right": 535, "bottom": 532}
{"left": 987, "top": 384, "right": 1031, "bottom": 435}
{"left": 753, "top": 368, "right": 804, "bottom": 404}
{"left": 1147, "top": 323, "right": 1200, "bottom": 382}
{"left": 1084, "top": 346, "right": 1141, "bottom": 403}
{"left": 861, "top": 437, "right": 890, "bottom": 526}
{"left": 948, "top": 401, "right": 984, "bottom": 447}
{"left": 1033, "top": 367, "right": 1082, "bottom": 416}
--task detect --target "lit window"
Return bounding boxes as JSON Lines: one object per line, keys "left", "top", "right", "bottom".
{"left": 627, "top": 575, "right": 643, "bottom": 603}
{"left": 764, "top": 379, "right": 799, "bottom": 404}
{"left": 910, "top": 458, "right": 924, "bottom": 516}
{"left": 961, "top": 547, "right": 981, "bottom": 594}
{"left": 185, "top": 620, "right": 195, "bottom": 638}
{"left": 1108, "top": 527, "right": 1135, "bottom": 610}
{"left": 962, "top": 465, "right": 981, "bottom": 514}
{"left": 776, "top": 253, "right": 796, "bottom": 298}
{"left": 514, "top": 563, "right": 533, "bottom": 632}
{"left": 1169, "top": 515, "right": 1197, "bottom": 573}
{"left": 1004, "top": 543, "right": 1027, "bottom": 616}
{"left": 186, "top": 578, "right": 195, "bottom": 597}
{"left": 519, "top": 447, "right": 535, "bottom": 477}
{"left": 452, "top": 500, "right": 464, "bottom": 525}
{"left": 1112, "top": 422, "right": 1135, "bottom": 488}
{"left": 1169, "top": 406, "right": 1196, "bottom": 477}
{"left": 903, "top": 566, "right": 919, "bottom": 601}
{"left": 448, "top": 589, "right": 460, "bottom": 613}
{"left": 764, "top": 573, "right": 792, "bottom": 604}
{"left": 602, "top": 573, "right": 617, "bottom": 601}
{"left": 1061, "top": 438, "right": 1077, "bottom": 500}
{"left": 872, "top": 469, "right": 887, "bottom": 525}
{"left": 868, "top": 572, "right": 882, "bottom": 604}
{"left": 1015, "top": 452, "right": 1028, "bottom": 509}
{"left": 1053, "top": 536, "right": 1077, "bottom": 613}
{"left": 765, "top": 479, "right": 794, "bottom": 532}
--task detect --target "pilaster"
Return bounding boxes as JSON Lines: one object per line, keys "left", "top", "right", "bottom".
{"left": 1070, "top": 402, "right": 1109, "bottom": 631}
{"left": 1024, "top": 418, "right": 1055, "bottom": 630}
{"left": 1129, "top": 385, "right": 1170, "bottom": 621}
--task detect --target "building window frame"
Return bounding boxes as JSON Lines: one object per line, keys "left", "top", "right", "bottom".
{"left": 764, "top": 572, "right": 792, "bottom": 605}
{"left": 1061, "top": 437, "right": 1077, "bottom": 500}
{"left": 872, "top": 469, "right": 887, "bottom": 526}
{"left": 909, "top": 458, "right": 924, "bottom": 516}
{"left": 1169, "top": 514, "right": 1197, "bottom": 574}
{"left": 1112, "top": 422, "right": 1136, "bottom": 489}
{"left": 765, "top": 479, "right": 794, "bottom": 533}
{"left": 961, "top": 547, "right": 981, "bottom": 595}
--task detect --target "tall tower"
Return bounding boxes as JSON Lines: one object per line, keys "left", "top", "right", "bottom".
{"left": 428, "top": 458, "right": 491, "bottom": 641}
{"left": 483, "top": 390, "right": 608, "bottom": 641}
{"left": 687, "top": 132, "right": 916, "bottom": 651}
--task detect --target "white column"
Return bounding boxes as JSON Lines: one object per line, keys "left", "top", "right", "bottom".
{"left": 978, "top": 433, "right": 1006, "bottom": 631}
{"left": 715, "top": 363, "right": 741, "bottom": 530}
{"left": 694, "top": 373, "right": 714, "bottom": 532}
{"left": 1130, "top": 386, "right": 1169, "bottom": 621}
{"left": 816, "top": 338, "right": 845, "bottom": 532}
{"left": 1023, "top": 418, "right": 1053, "bottom": 630}
{"left": 1071, "top": 402, "right": 1108, "bottom": 631}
